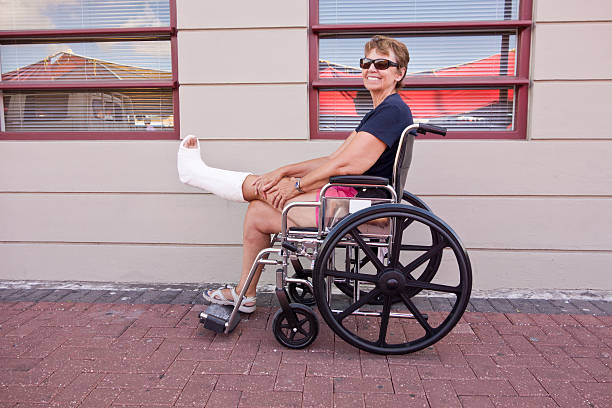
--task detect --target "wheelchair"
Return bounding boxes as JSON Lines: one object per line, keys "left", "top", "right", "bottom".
{"left": 199, "top": 123, "right": 472, "bottom": 355}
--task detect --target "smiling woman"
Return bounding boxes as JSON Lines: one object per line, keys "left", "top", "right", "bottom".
{"left": 0, "top": 0, "right": 177, "bottom": 139}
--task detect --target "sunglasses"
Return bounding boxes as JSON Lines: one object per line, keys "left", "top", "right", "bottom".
{"left": 360, "top": 57, "right": 399, "bottom": 70}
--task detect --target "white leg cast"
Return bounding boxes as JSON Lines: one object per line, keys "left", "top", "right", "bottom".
{"left": 177, "top": 135, "right": 251, "bottom": 202}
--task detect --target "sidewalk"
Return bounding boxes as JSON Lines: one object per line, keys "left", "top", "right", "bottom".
{"left": 0, "top": 288, "right": 610, "bottom": 407}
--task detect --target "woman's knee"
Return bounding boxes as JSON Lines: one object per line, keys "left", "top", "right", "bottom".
{"left": 244, "top": 200, "right": 279, "bottom": 237}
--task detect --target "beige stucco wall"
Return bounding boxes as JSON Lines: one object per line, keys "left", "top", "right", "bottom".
{"left": 1, "top": 0, "right": 611, "bottom": 291}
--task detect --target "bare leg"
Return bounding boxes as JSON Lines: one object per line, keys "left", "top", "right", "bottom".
{"left": 209, "top": 192, "right": 317, "bottom": 307}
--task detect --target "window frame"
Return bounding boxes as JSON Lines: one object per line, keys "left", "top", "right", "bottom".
{"left": 0, "top": 0, "right": 179, "bottom": 141}
{"left": 309, "top": 0, "right": 533, "bottom": 140}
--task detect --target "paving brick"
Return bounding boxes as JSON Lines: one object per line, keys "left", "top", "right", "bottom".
{"left": 239, "top": 391, "right": 302, "bottom": 408}
{"left": 79, "top": 387, "right": 121, "bottom": 408}
{"left": 529, "top": 367, "right": 595, "bottom": 383}
{"left": 250, "top": 351, "right": 282, "bottom": 376}
{"left": 98, "top": 373, "right": 161, "bottom": 389}
{"left": 573, "top": 357, "right": 612, "bottom": 382}
{"left": 508, "top": 299, "right": 539, "bottom": 315}
{"left": 174, "top": 375, "right": 217, "bottom": 406}
{"left": 539, "top": 380, "right": 592, "bottom": 408}
{"left": 417, "top": 365, "right": 475, "bottom": 380}
{"left": 360, "top": 355, "right": 391, "bottom": 377}
{"left": 389, "top": 364, "right": 424, "bottom": 395}
{"left": 50, "top": 372, "right": 103, "bottom": 406}
{"left": 501, "top": 335, "right": 539, "bottom": 355}
{"left": 459, "top": 395, "right": 494, "bottom": 408}
{"left": 422, "top": 379, "right": 461, "bottom": 408}
{"left": 452, "top": 379, "right": 517, "bottom": 397}
{"left": 435, "top": 343, "right": 469, "bottom": 367}
{"left": 333, "top": 377, "right": 393, "bottom": 394}
{"left": 572, "top": 382, "right": 612, "bottom": 408}
{"left": 202, "top": 390, "right": 241, "bottom": 408}
{"left": 215, "top": 374, "right": 275, "bottom": 392}
{"left": 275, "top": 363, "right": 305, "bottom": 391}
{"left": 114, "top": 387, "right": 180, "bottom": 406}
{"left": 334, "top": 392, "right": 364, "bottom": 408}
{"left": 469, "top": 299, "right": 497, "bottom": 313}
{"left": 488, "top": 299, "right": 517, "bottom": 314}
{"left": 364, "top": 392, "right": 429, "bottom": 407}
{"left": 157, "top": 360, "right": 198, "bottom": 389}
{"left": 496, "top": 367, "right": 546, "bottom": 397}
{"left": 492, "top": 396, "right": 559, "bottom": 407}
{"left": 195, "top": 360, "right": 251, "bottom": 375}
{"left": 303, "top": 376, "right": 333, "bottom": 408}
{"left": 307, "top": 359, "right": 361, "bottom": 378}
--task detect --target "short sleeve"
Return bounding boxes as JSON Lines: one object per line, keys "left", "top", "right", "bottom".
{"left": 357, "top": 104, "right": 403, "bottom": 147}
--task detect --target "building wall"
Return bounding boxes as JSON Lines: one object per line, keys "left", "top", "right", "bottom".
{"left": 1, "top": 0, "right": 611, "bottom": 291}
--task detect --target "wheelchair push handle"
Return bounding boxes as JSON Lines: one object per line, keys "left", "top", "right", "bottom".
{"left": 416, "top": 124, "right": 447, "bottom": 136}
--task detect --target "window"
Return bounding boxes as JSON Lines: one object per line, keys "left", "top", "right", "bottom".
{"left": 0, "top": 0, "right": 178, "bottom": 140}
{"left": 310, "top": 0, "right": 532, "bottom": 139}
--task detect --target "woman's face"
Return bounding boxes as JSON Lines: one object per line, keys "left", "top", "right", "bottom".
{"left": 361, "top": 48, "right": 405, "bottom": 94}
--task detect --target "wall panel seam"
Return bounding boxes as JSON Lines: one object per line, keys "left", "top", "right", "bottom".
{"left": 1, "top": 242, "right": 611, "bottom": 254}
{"left": 3, "top": 193, "right": 612, "bottom": 198}
{"left": 534, "top": 20, "right": 612, "bottom": 24}
{"left": 0, "top": 241, "right": 243, "bottom": 247}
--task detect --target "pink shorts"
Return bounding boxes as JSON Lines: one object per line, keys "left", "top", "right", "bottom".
{"left": 315, "top": 186, "right": 358, "bottom": 226}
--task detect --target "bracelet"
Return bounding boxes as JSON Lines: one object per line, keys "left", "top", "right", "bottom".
{"left": 294, "top": 178, "right": 305, "bottom": 193}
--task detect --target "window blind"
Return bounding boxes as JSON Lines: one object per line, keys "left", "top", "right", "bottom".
{"left": 319, "top": 0, "right": 519, "bottom": 24}
{"left": 3, "top": 89, "right": 173, "bottom": 131}
{"left": 320, "top": 34, "right": 517, "bottom": 77}
{"left": 0, "top": 0, "right": 170, "bottom": 30}
{"left": 319, "top": 88, "right": 515, "bottom": 131}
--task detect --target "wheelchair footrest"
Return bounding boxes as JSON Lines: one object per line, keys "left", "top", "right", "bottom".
{"left": 199, "top": 304, "right": 235, "bottom": 333}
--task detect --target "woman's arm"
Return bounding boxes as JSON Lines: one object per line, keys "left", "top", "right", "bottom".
{"left": 267, "top": 131, "right": 386, "bottom": 209}
{"left": 253, "top": 130, "right": 359, "bottom": 194}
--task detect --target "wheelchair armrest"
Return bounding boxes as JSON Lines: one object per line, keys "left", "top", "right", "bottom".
{"left": 329, "top": 175, "right": 389, "bottom": 186}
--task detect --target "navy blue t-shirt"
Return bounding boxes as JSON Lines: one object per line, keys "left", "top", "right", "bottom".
{"left": 356, "top": 93, "right": 413, "bottom": 181}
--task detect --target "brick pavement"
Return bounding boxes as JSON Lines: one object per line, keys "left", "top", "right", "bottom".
{"left": 0, "top": 289, "right": 610, "bottom": 407}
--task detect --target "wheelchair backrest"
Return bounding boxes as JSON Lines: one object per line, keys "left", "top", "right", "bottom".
{"left": 391, "top": 125, "right": 416, "bottom": 200}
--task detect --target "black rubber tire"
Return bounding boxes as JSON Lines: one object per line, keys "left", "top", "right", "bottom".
{"left": 333, "top": 191, "right": 442, "bottom": 304}
{"left": 287, "top": 277, "right": 316, "bottom": 306}
{"left": 312, "top": 203, "right": 471, "bottom": 355}
{"left": 272, "top": 303, "right": 319, "bottom": 349}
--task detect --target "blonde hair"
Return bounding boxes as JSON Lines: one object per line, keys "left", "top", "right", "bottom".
{"left": 364, "top": 35, "right": 409, "bottom": 89}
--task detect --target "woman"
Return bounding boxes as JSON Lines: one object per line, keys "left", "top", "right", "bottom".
{"left": 177, "top": 35, "right": 413, "bottom": 313}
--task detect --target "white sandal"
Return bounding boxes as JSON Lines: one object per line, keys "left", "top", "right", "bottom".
{"left": 202, "top": 284, "right": 257, "bottom": 314}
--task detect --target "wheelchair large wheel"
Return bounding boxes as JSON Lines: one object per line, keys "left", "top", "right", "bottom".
{"left": 333, "top": 191, "right": 442, "bottom": 304}
{"left": 312, "top": 204, "right": 471, "bottom": 355}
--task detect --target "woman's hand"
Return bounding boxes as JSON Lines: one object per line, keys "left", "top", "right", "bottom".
{"left": 252, "top": 168, "right": 285, "bottom": 198}
{"left": 266, "top": 177, "right": 299, "bottom": 210}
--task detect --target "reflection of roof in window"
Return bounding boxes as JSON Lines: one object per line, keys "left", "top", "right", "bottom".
{"left": 1, "top": 51, "right": 171, "bottom": 82}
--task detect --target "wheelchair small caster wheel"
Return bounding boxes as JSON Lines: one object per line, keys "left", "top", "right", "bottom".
{"left": 288, "top": 278, "right": 316, "bottom": 306}
{"left": 272, "top": 303, "right": 319, "bottom": 349}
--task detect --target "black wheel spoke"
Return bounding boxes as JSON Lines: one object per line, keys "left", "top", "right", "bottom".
{"left": 400, "top": 293, "right": 434, "bottom": 336}
{"left": 289, "top": 330, "right": 297, "bottom": 340}
{"left": 324, "top": 267, "right": 379, "bottom": 284}
{"left": 376, "top": 295, "right": 392, "bottom": 346}
{"left": 401, "top": 244, "right": 434, "bottom": 251}
{"left": 404, "top": 280, "right": 461, "bottom": 294}
{"left": 335, "top": 288, "right": 382, "bottom": 322}
{"left": 401, "top": 240, "right": 447, "bottom": 276}
{"left": 349, "top": 230, "right": 385, "bottom": 272}
{"left": 389, "top": 218, "right": 404, "bottom": 266}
